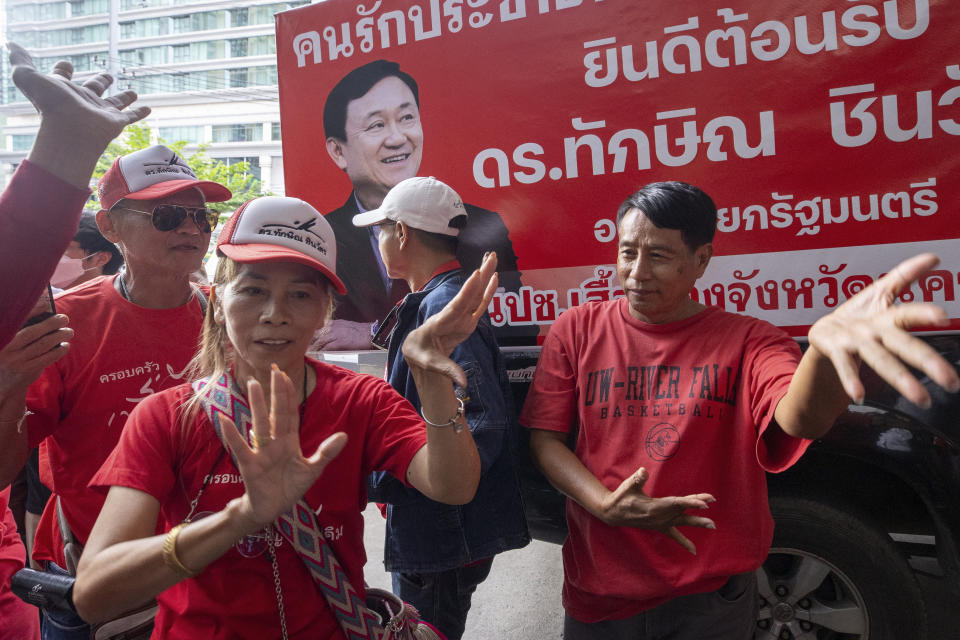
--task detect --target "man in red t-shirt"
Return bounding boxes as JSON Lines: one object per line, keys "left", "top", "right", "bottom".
{"left": 0, "top": 43, "right": 151, "bottom": 640}
{"left": 520, "top": 181, "right": 959, "bottom": 639}
{"left": 13, "top": 145, "right": 231, "bottom": 638}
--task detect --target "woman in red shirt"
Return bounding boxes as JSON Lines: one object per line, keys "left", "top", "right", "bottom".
{"left": 71, "top": 196, "right": 495, "bottom": 639}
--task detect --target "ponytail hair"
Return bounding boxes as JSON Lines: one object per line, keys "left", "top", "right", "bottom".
{"left": 180, "top": 257, "right": 242, "bottom": 429}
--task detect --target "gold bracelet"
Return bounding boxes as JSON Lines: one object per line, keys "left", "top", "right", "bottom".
{"left": 162, "top": 523, "right": 199, "bottom": 579}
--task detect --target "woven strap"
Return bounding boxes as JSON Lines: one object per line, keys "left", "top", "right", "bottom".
{"left": 193, "top": 371, "right": 390, "bottom": 640}
{"left": 275, "top": 506, "right": 390, "bottom": 640}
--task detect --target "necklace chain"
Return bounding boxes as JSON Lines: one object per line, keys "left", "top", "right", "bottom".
{"left": 117, "top": 273, "right": 132, "bottom": 302}
{"left": 260, "top": 364, "right": 306, "bottom": 640}
{"left": 268, "top": 366, "right": 306, "bottom": 640}
{"left": 266, "top": 524, "right": 289, "bottom": 640}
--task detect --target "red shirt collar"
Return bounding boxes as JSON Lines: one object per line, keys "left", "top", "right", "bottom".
{"left": 418, "top": 259, "right": 462, "bottom": 292}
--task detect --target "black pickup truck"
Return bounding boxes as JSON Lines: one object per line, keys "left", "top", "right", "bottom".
{"left": 502, "top": 334, "right": 960, "bottom": 640}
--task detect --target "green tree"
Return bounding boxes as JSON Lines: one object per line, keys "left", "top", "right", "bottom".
{"left": 90, "top": 123, "right": 267, "bottom": 213}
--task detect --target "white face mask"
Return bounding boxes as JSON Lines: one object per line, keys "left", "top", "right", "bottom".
{"left": 51, "top": 253, "right": 95, "bottom": 289}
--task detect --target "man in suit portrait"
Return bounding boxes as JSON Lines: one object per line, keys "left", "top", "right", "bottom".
{"left": 320, "top": 59, "right": 524, "bottom": 349}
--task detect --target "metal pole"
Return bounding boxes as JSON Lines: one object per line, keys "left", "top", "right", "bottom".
{"left": 108, "top": 0, "right": 120, "bottom": 93}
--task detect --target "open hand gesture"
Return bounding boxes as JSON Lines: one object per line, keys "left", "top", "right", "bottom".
{"left": 401, "top": 252, "right": 499, "bottom": 388}
{"left": 9, "top": 42, "right": 150, "bottom": 148}
{"left": 808, "top": 253, "right": 960, "bottom": 408}
{"left": 220, "top": 366, "right": 347, "bottom": 535}
{"left": 599, "top": 467, "right": 716, "bottom": 554}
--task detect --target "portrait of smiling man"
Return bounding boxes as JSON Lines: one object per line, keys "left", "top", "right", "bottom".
{"left": 320, "top": 59, "right": 524, "bottom": 349}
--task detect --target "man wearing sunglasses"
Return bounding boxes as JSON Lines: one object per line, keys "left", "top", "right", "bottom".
{"left": 20, "top": 144, "right": 230, "bottom": 639}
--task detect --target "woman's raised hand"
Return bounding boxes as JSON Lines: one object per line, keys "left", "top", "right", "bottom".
{"left": 401, "top": 252, "right": 499, "bottom": 388}
{"left": 219, "top": 366, "right": 347, "bottom": 535}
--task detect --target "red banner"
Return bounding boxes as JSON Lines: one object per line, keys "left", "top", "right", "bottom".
{"left": 277, "top": 0, "right": 960, "bottom": 337}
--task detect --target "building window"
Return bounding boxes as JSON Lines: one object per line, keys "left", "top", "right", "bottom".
{"left": 271, "top": 122, "right": 281, "bottom": 141}
{"left": 120, "top": 16, "right": 168, "bottom": 39}
{"left": 129, "top": 70, "right": 209, "bottom": 95}
{"left": 121, "top": 0, "right": 173, "bottom": 9}
{"left": 229, "top": 39, "right": 248, "bottom": 58}
{"left": 171, "top": 14, "right": 191, "bottom": 33}
{"left": 212, "top": 124, "right": 262, "bottom": 143}
{"left": 44, "top": 2, "right": 69, "bottom": 20}
{"left": 230, "top": 7, "right": 249, "bottom": 27}
{"left": 34, "top": 52, "right": 108, "bottom": 73}
{"left": 9, "top": 3, "right": 69, "bottom": 23}
{"left": 170, "top": 10, "right": 226, "bottom": 33}
{"left": 11, "top": 134, "right": 36, "bottom": 152}
{"left": 250, "top": 66, "right": 278, "bottom": 86}
{"left": 205, "top": 41, "right": 226, "bottom": 60}
{"left": 249, "top": 35, "right": 276, "bottom": 56}
{"left": 5, "top": 86, "right": 24, "bottom": 105}
{"left": 10, "top": 23, "right": 108, "bottom": 48}
{"left": 70, "top": 0, "right": 109, "bottom": 17}
{"left": 159, "top": 126, "right": 204, "bottom": 144}
{"left": 229, "top": 68, "right": 248, "bottom": 88}
{"left": 121, "top": 64, "right": 273, "bottom": 97}
{"left": 120, "top": 46, "right": 167, "bottom": 66}
{"left": 171, "top": 44, "right": 190, "bottom": 63}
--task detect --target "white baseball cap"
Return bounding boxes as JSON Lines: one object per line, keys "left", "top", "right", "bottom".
{"left": 98, "top": 144, "right": 231, "bottom": 210}
{"left": 351, "top": 176, "right": 466, "bottom": 236}
{"left": 217, "top": 196, "right": 346, "bottom": 294}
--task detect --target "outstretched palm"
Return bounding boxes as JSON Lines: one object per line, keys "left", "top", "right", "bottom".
{"left": 9, "top": 42, "right": 150, "bottom": 147}
{"left": 220, "top": 367, "right": 346, "bottom": 534}
{"left": 808, "top": 253, "right": 959, "bottom": 406}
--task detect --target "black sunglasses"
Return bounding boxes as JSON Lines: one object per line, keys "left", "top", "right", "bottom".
{"left": 112, "top": 204, "right": 220, "bottom": 233}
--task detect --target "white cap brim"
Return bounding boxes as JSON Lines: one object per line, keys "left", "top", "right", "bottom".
{"left": 351, "top": 209, "right": 391, "bottom": 228}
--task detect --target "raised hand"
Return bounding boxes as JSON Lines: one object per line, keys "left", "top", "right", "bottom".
{"left": 8, "top": 42, "right": 151, "bottom": 188}
{"left": 219, "top": 366, "right": 347, "bottom": 535}
{"left": 401, "top": 252, "right": 499, "bottom": 388}
{"left": 599, "top": 467, "right": 715, "bottom": 554}
{"left": 808, "top": 253, "right": 959, "bottom": 408}
{"left": 10, "top": 43, "right": 150, "bottom": 146}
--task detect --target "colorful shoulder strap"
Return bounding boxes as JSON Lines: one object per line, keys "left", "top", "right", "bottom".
{"left": 192, "top": 371, "right": 409, "bottom": 640}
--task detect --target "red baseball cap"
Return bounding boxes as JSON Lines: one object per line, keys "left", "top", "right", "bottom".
{"left": 98, "top": 144, "right": 232, "bottom": 211}
{"left": 217, "top": 196, "right": 346, "bottom": 295}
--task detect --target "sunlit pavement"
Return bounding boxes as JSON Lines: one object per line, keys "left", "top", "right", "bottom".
{"left": 363, "top": 503, "right": 564, "bottom": 639}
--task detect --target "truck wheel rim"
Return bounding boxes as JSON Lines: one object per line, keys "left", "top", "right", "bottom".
{"left": 755, "top": 547, "right": 869, "bottom": 639}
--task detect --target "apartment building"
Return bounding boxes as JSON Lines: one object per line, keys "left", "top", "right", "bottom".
{"left": 0, "top": 0, "right": 310, "bottom": 193}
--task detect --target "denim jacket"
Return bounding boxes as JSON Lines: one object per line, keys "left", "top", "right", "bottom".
{"left": 368, "top": 268, "right": 530, "bottom": 572}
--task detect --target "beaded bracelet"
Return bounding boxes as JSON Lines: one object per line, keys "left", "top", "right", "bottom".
{"left": 162, "top": 523, "right": 199, "bottom": 579}
{"left": 421, "top": 395, "right": 467, "bottom": 434}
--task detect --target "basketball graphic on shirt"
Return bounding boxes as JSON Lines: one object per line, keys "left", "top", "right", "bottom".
{"left": 645, "top": 423, "right": 680, "bottom": 461}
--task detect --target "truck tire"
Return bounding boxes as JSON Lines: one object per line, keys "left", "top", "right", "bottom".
{"left": 755, "top": 495, "right": 926, "bottom": 640}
